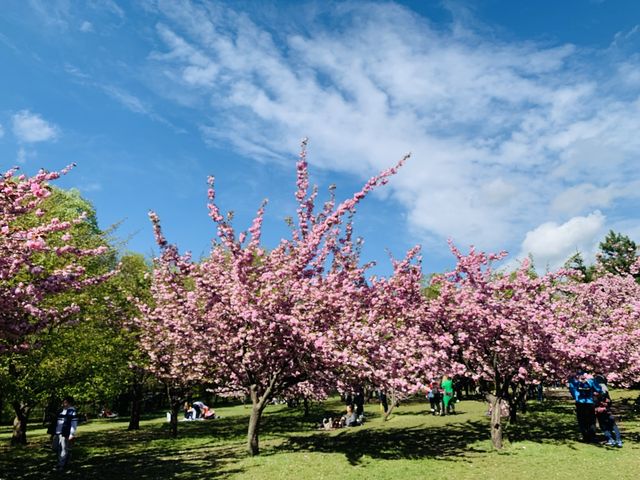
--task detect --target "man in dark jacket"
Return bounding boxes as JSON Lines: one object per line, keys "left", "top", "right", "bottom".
{"left": 568, "top": 372, "right": 602, "bottom": 442}
{"left": 49, "top": 396, "right": 79, "bottom": 471}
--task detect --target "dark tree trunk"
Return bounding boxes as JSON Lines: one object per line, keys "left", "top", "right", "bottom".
{"left": 303, "top": 397, "right": 310, "bottom": 417}
{"left": 11, "top": 402, "right": 31, "bottom": 445}
{"left": 166, "top": 385, "right": 184, "bottom": 438}
{"left": 508, "top": 398, "right": 518, "bottom": 424}
{"left": 128, "top": 371, "right": 144, "bottom": 431}
{"left": 169, "top": 402, "right": 180, "bottom": 438}
{"left": 42, "top": 395, "right": 58, "bottom": 426}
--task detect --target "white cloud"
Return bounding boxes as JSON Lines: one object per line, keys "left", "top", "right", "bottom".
{"left": 142, "top": 1, "right": 640, "bottom": 260}
{"left": 551, "top": 183, "right": 616, "bottom": 215}
{"left": 101, "top": 85, "right": 149, "bottom": 115}
{"left": 16, "top": 147, "right": 36, "bottom": 165}
{"left": 78, "top": 182, "right": 102, "bottom": 192}
{"left": 0, "top": 123, "right": 4, "bottom": 138}
{"left": 80, "top": 21, "right": 94, "bottom": 32}
{"left": 17, "top": 147, "right": 26, "bottom": 164}
{"left": 516, "top": 211, "right": 606, "bottom": 270}
{"left": 12, "top": 110, "right": 59, "bottom": 143}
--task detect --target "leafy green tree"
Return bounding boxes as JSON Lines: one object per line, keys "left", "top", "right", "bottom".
{"left": 1, "top": 187, "right": 117, "bottom": 444}
{"left": 564, "top": 251, "right": 595, "bottom": 283}
{"left": 597, "top": 230, "right": 638, "bottom": 279}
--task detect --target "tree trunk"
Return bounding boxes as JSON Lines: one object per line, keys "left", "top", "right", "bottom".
{"left": 166, "top": 385, "right": 182, "bottom": 438}
{"left": 128, "top": 373, "right": 144, "bottom": 431}
{"left": 11, "top": 402, "right": 31, "bottom": 446}
{"left": 169, "top": 401, "right": 181, "bottom": 438}
{"left": 383, "top": 390, "right": 397, "bottom": 421}
{"left": 303, "top": 397, "right": 310, "bottom": 417}
{"left": 42, "top": 395, "right": 58, "bottom": 426}
{"left": 246, "top": 381, "right": 276, "bottom": 456}
{"left": 490, "top": 395, "right": 503, "bottom": 450}
{"left": 247, "top": 403, "right": 264, "bottom": 456}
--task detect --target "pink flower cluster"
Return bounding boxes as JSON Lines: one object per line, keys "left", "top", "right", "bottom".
{"left": 0, "top": 165, "right": 113, "bottom": 354}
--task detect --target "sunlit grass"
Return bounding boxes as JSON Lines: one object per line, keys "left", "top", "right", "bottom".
{"left": 1, "top": 390, "right": 638, "bottom": 479}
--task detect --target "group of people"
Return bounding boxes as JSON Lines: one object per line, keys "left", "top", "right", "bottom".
{"left": 568, "top": 371, "right": 623, "bottom": 447}
{"left": 425, "top": 374, "right": 457, "bottom": 416}
{"left": 183, "top": 400, "right": 217, "bottom": 420}
{"left": 318, "top": 391, "right": 366, "bottom": 430}
{"left": 319, "top": 404, "right": 364, "bottom": 430}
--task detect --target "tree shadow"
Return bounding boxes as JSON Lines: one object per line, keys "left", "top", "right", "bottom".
{"left": 272, "top": 420, "right": 490, "bottom": 465}
{"left": 0, "top": 421, "right": 247, "bottom": 480}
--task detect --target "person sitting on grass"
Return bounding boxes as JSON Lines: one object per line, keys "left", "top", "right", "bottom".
{"left": 183, "top": 402, "right": 196, "bottom": 421}
{"left": 202, "top": 405, "right": 218, "bottom": 419}
{"left": 99, "top": 405, "right": 118, "bottom": 418}
{"left": 342, "top": 404, "right": 361, "bottom": 427}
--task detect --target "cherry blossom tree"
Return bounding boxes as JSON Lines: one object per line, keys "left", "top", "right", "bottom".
{"left": 552, "top": 272, "right": 640, "bottom": 387}
{"left": 426, "top": 243, "right": 566, "bottom": 449}
{"left": 0, "top": 167, "right": 114, "bottom": 444}
{"left": 334, "top": 245, "right": 447, "bottom": 420}
{"left": 1, "top": 166, "right": 110, "bottom": 355}
{"left": 134, "top": 212, "right": 206, "bottom": 437}
{"left": 140, "top": 141, "right": 409, "bottom": 454}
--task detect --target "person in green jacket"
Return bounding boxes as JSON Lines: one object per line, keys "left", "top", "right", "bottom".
{"left": 441, "top": 375, "right": 455, "bottom": 415}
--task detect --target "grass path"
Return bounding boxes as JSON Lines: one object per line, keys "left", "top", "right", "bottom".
{"left": 1, "top": 390, "right": 639, "bottom": 479}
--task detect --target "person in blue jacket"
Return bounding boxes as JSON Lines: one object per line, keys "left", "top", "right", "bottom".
{"left": 49, "top": 396, "right": 79, "bottom": 471}
{"left": 568, "top": 371, "right": 602, "bottom": 442}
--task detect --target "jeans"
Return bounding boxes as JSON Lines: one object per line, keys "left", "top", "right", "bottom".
{"left": 52, "top": 435, "right": 72, "bottom": 469}
{"left": 597, "top": 413, "right": 622, "bottom": 443}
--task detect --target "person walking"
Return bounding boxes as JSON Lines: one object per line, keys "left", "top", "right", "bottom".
{"left": 441, "top": 374, "right": 455, "bottom": 415}
{"left": 50, "top": 396, "right": 79, "bottom": 472}
{"left": 426, "top": 380, "right": 442, "bottom": 415}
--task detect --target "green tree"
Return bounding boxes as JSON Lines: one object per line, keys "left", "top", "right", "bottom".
{"left": 597, "top": 230, "right": 639, "bottom": 279}
{"left": 1, "top": 187, "right": 117, "bottom": 444}
{"left": 563, "top": 251, "right": 595, "bottom": 283}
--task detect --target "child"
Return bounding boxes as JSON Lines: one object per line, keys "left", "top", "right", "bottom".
{"left": 593, "top": 378, "right": 622, "bottom": 447}
{"left": 426, "top": 380, "right": 442, "bottom": 415}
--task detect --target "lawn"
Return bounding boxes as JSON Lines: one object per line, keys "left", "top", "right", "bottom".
{"left": 1, "top": 390, "right": 638, "bottom": 479}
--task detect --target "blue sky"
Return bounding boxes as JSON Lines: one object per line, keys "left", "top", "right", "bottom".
{"left": 1, "top": 0, "right": 639, "bottom": 275}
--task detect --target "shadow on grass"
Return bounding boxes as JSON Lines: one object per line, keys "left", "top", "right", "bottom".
{"left": 3, "top": 397, "right": 637, "bottom": 478}
{"left": 273, "top": 398, "right": 640, "bottom": 465}
{"left": 272, "top": 420, "right": 490, "bottom": 465}
{"left": 0, "top": 420, "right": 248, "bottom": 480}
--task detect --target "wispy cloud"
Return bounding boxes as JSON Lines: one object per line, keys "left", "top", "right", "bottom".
{"left": 27, "top": 0, "right": 126, "bottom": 31}
{"left": 12, "top": 110, "right": 59, "bottom": 143}
{"left": 64, "top": 63, "right": 182, "bottom": 131}
{"left": 16, "top": 146, "right": 36, "bottom": 165}
{"left": 78, "top": 181, "right": 102, "bottom": 192}
{"left": 0, "top": 123, "right": 4, "bottom": 139}
{"left": 80, "top": 20, "right": 94, "bottom": 33}
{"left": 140, "top": 1, "right": 640, "bottom": 267}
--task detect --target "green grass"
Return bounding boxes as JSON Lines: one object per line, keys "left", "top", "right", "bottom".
{"left": 1, "top": 390, "right": 639, "bottom": 479}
